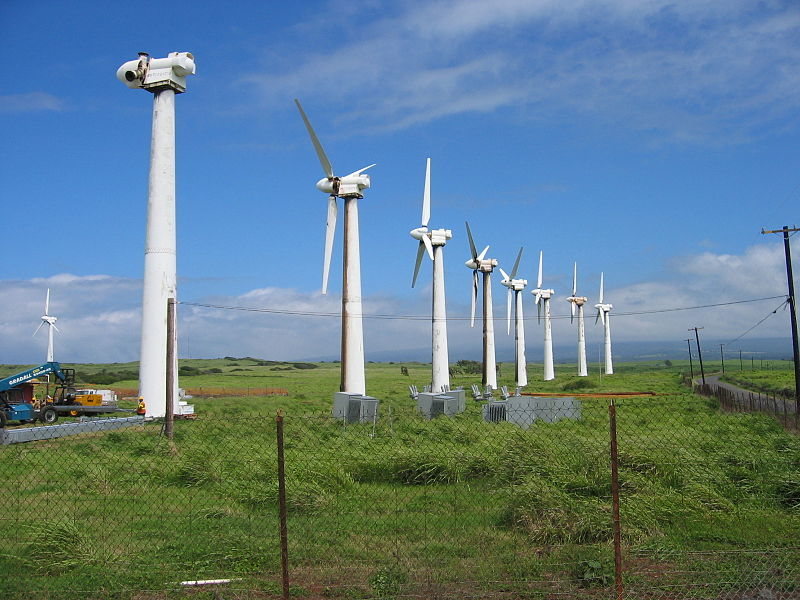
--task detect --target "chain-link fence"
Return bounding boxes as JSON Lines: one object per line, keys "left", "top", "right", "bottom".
{"left": 1, "top": 396, "right": 798, "bottom": 599}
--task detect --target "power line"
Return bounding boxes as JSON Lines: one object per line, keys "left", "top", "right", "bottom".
{"left": 179, "top": 294, "right": 786, "bottom": 322}
{"left": 724, "top": 299, "right": 789, "bottom": 346}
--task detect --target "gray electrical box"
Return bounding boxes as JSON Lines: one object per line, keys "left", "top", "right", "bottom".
{"left": 417, "top": 392, "right": 465, "bottom": 419}
{"left": 483, "top": 396, "right": 581, "bottom": 429}
{"left": 333, "top": 393, "right": 380, "bottom": 424}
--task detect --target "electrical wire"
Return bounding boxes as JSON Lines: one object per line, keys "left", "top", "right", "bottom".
{"left": 179, "top": 295, "right": 786, "bottom": 322}
{"left": 723, "top": 298, "right": 789, "bottom": 346}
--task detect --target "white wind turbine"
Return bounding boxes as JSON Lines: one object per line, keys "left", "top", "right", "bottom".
{"left": 531, "top": 251, "right": 556, "bottom": 381}
{"left": 566, "top": 263, "right": 589, "bottom": 377}
{"left": 295, "top": 99, "right": 375, "bottom": 395}
{"left": 410, "top": 158, "right": 453, "bottom": 393}
{"left": 33, "top": 289, "right": 59, "bottom": 363}
{"left": 595, "top": 272, "right": 614, "bottom": 375}
{"left": 499, "top": 248, "right": 528, "bottom": 388}
{"left": 465, "top": 222, "right": 499, "bottom": 390}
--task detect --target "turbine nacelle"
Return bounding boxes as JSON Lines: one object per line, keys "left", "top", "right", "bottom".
{"left": 532, "top": 288, "right": 554, "bottom": 302}
{"left": 595, "top": 303, "right": 613, "bottom": 324}
{"left": 567, "top": 296, "right": 588, "bottom": 307}
{"left": 465, "top": 257, "right": 497, "bottom": 272}
{"left": 315, "top": 168, "right": 373, "bottom": 198}
{"left": 500, "top": 277, "right": 528, "bottom": 292}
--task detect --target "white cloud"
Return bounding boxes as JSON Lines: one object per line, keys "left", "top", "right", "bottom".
{"left": 242, "top": 0, "right": 800, "bottom": 142}
{"left": 0, "top": 243, "right": 794, "bottom": 366}
{"left": 0, "top": 92, "right": 64, "bottom": 113}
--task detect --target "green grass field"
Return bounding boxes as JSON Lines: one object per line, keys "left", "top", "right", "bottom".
{"left": 1, "top": 359, "right": 799, "bottom": 599}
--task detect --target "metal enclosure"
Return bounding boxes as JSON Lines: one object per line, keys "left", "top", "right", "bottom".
{"left": 333, "top": 392, "right": 379, "bottom": 424}
{"left": 483, "top": 396, "right": 581, "bottom": 428}
{"left": 417, "top": 390, "right": 466, "bottom": 419}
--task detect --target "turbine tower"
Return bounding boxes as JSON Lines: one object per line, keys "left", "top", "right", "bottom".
{"left": 499, "top": 248, "right": 528, "bottom": 388}
{"left": 595, "top": 272, "right": 614, "bottom": 375}
{"left": 465, "top": 222, "right": 499, "bottom": 390}
{"left": 531, "top": 251, "right": 556, "bottom": 381}
{"left": 33, "top": 289, "right": 59, "bottom": 363}
{"left": 295, "top": 99, "right": 375, "bottom": 395}
{"left": 565, "top": 263, "right": 589, "bottom": 377}
{"left": 410, "top": 158, "right": 452, "bottom": 393}
{"left": 116, "top": 51, "right": 195, "bottom": 418}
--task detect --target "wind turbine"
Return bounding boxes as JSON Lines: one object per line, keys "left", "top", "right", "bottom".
{"left": 465, "top": 222, "right": 499, "bottom": 389}
{"left": 117, "top": 51, "right": 196, "bottom": 418}
{"left": 295, "top": 99, "right": 375, "bottom": 395}
{"left": 33, "top": 289, "right": 59, "bottom": 363}
{"left": 531, "top": 251, "right": 555, "bottom": 381}
{"left": 565, "top": 263, "right": 589, "bottom": 377}
{"left": 499, "top": 248, "right": 527, "bottom": 388}
{"left": 595, "top": 272, "right": 614, "bottom": 375}
{"left": 410, "top": 158, "right": 452, "bottom": 393}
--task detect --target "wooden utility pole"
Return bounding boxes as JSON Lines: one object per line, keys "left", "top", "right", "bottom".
{"left": 761, "top": 226, "right": 800, "bottom": 410}
{"left": 689, "top": 327, "right": 706, "bottom": 385}
{"left": 720, "top": 344, "right": 725, "bottom": 374}
{"left": 165, "top": 297, "right": 175, "bottom": 440}
{"left": 686, "top": 338, "right": 694, "bottom": 380}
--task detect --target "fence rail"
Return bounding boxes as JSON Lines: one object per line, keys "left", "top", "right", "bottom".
{"left": 1, "top": 396, "right": 798, "bottom": 599}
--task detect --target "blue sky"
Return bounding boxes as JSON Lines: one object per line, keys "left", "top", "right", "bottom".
{"left": 1, "top": 0, "right": 799, "bottom": 365}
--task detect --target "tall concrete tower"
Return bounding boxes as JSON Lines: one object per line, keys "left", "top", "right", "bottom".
{"left": 116, "top": 52, "right": 195, "bottom": 417}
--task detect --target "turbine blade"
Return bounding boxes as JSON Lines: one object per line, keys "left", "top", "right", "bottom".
{"left": 412, "top": 241, "right": 426, "bottom": 288}
{"left": 595, "top": 308, "right": 601, "bottom": 325}
{"left": 511, "top": 247, "right": 523, "bottom": 279}
{"left": 572, "top": 262, "right": 577, "bottom": 296}
{"left": 599, "top": 272, "right": 604, "bottom": 304}
{"left": 411, "top": 242, "right": 430, "bottom": 287}
{"left": 537, "top": 300, "right": 542, "bottom": 324}
{"left": 470, "top": 271, "right": 478, "bottom": 327}
{"left": 422, "top": 232, "right": 434, "bottom": 261}
{"left": 343, "top": 164, "right": 376, "bottom": 178}
{"left": 571, "top": 301, "right": 575, "bottom": 324}
{"left": 321, "top": 195, "right": 337, "bottom": 294}
{"left": 537, "top": 251, "right": 543, "bottom": 289}
{"left": 294, "top": 99, "right": 334, "bottom": 179}
{"left": 45, "top": 288, "right": 50, "bottom": 315}
{"left": 477, "top": 245, "right": 489, "bottom": 261}
{"left": 421, "top": 158, "right": 431, "bottom": 227}
{"left": 33, "top": 321, "right": 44, "bottom": 336}
{"left": 499, "top": 267, "right": 510, "bottom": 281}
{"left": 507, "top": 289, "right": 512, "bottom": 335}
{"left": 52, "top": 323, "right": 60, "bottom": 333}
{"left": 465, "top": 222, "right": 478, "bottom": 260}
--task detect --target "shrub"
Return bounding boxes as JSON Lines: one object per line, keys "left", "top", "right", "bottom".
{"left": 292, "top": 362, "right": 318, "bottom": 370}
{"left": 562, "top": 378, "right": 594, "bottom": 391}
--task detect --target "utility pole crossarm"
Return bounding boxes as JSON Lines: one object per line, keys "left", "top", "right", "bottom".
{"left": 761, "top": 227, "right": 800, "bottom": 234}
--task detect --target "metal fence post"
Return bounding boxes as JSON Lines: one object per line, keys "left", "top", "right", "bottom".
{"left": 609, "top": 399, "right": 624, "bottom": 600}
{"left": 276, "top": 412, "right": 290, "bottom": 600}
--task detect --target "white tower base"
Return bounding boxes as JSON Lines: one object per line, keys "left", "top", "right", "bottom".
{"left": 483, "top": 272, "right": 497, "bottom": 389}
{"left": 341, "top": 197, "right": 366, "bottom": 395}
{"left": 139, "top": 88, "right": 180, "bottom": 418}
{"left": 515, "top": 291, "right": 527, "bottom": 387}
{"left": 604, "top": 315, "right": 614, "bottom": 375}
{"left": 431, "top": 244, "right": 450, "bottom": 393}
{"left": 577, "top": 306, "right": 588, "bottom": 377}
{"left": 543, "top": 299, "right": 554, "bottom": 381}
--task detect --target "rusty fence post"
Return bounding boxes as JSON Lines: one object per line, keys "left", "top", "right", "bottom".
{"left": 609, "top": 399, "right": 624, "bottom": 600}
{"left": 276, "top": 412, "right": 290, "bottom": 600}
